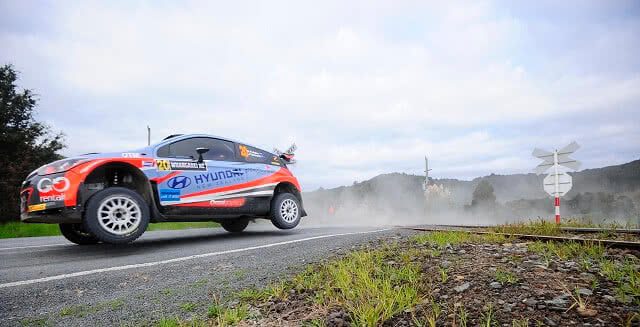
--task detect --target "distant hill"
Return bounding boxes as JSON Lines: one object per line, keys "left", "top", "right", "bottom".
{"left": 303, "top": 159, "right": 640, "bottom": 221}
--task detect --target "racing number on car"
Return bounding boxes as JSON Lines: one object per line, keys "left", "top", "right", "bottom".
{"left": 157, "top": 160, "right": 171, "bottom": 171}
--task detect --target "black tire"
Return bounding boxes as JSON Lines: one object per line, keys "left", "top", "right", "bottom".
{"left": 270, "top": 193, "right": 301, "bottom": 229}
{"left": 220, "top": 219, "right": 249, "bottom": 233}
{"left": 59, "top": 223, "right": 100, "bottom": 245}
{"left": 83, "top": 187, "right": 150, "bottom": 244}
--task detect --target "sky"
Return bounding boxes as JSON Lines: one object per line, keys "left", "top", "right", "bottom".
{"left": 1, "top": 0, "right": 639, "bottom": 190}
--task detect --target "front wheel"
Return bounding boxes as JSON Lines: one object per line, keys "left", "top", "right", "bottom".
{"left": 83, "top": 187, "right": 150, "bottom": 244}
{"left": 59, "top": 223, "right": 99, "bottom": 245}
{"left": 220, "top": 219, "right": 249, "bottom": 233}
{"left": 270, "top": 193, "right": 301, "bottom": 229}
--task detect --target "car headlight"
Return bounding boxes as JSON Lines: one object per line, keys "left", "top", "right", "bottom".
{"left": 37, "top": 158, "right": 88, "bottom": 176}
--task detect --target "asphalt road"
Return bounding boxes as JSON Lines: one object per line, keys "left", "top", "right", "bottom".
{"left": 0, "top": 223, "right": 410, "bottom": 326}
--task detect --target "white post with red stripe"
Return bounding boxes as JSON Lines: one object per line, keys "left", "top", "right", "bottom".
{"left": 553, "top": 149, "right": 560, "bottom": 224}
{"left": 533, "top": 142, "right": 581, "bottom": 226}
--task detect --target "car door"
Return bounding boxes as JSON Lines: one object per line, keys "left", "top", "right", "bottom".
{"left": 155, "top": 137, "right": 250, "bottom": 213}
{"left": 154, "top": 137, "right": 211, "bottom": 209}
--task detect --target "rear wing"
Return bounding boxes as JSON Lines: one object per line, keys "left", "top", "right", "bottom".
{"left": 274, "top": 143, "right": 297, "bottom": 164}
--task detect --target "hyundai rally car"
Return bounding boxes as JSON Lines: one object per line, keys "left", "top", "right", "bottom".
{"left": 20, "top": 134, "right": 305, "bottom": 244}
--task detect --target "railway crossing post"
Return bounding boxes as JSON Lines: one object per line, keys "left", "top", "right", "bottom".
{"left": 533, "top": 142, "right": 581, "bottom": 224}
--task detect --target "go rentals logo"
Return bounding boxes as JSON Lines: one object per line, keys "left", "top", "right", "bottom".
{"left": 166, "top": 176, "right": 192, "bottom": 189}
{"left": 37, "top": 177, "right": 70, "bottom": 193}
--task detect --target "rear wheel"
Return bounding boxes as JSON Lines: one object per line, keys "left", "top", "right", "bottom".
{"left": 59, "top": 223, "right": 99, "bottom": 245}
{"left": 83, "top": 187, "right": 150, "bottom": 244}
{"left": 271, "top": 193, "right": 301, "bottom": 229}
{"left": 220, "top": 219, "right": 249, "bottom": 233}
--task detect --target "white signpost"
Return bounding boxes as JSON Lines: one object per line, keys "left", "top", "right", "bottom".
{"left": 533, "top": 141, "right": 581, "bottom": 224}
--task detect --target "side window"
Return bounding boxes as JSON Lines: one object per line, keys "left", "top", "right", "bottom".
{"left": 202, "top": 139, "right": 236, "bottom": 161}
{"left": 237, "top": 144, "right": 278, "bottom": 165}
{"left": 157, "top": 138, "right": 236, "bottom": 161}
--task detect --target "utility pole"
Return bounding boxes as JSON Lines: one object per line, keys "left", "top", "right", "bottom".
{"left": 423, "top": 156, "right": 432, "bottom": 191}
{"left": 147, "top": 126, "right": 151, "bottom": 146}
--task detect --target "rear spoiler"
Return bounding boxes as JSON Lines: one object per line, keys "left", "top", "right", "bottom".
{"left": 274, "top": 143, "right": 297, "bottom": 164}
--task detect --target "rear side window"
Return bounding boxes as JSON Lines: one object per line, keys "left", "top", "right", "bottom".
{"left": 237, "top": 144, "right": 280, "bottom": 165}
{"left": 157, "top": 138, "right": 236, "bottom": 161}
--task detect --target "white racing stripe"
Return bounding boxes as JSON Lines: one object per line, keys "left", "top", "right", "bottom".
{"left": 0, "top": 243, "right": 69, "bottom": 251}
{"left": 0, "top": 228, "right": 392, "bottom": 289}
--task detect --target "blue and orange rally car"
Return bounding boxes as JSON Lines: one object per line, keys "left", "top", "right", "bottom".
{"left": 20, "top": 134, "right": 305, "bottom": 244}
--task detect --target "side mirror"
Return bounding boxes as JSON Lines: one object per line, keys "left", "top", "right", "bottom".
{"left": 196, "top": 147, "right": 209, "bottom": 163}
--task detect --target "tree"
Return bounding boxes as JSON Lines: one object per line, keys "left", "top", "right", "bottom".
{"left": 0, "top": 64, "right": 65, "bottom": 222}
{"left": 471, "top": 179, "right": 496, "bottom": 207}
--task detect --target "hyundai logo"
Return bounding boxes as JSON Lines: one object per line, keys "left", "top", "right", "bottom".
{"left": 166, "top": 176, "right": 191, "bottom": 189}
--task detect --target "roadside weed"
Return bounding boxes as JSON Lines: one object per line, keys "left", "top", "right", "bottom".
{"left": 439, "top": 266, "right": 449, "bottom": 283}
{"left": 456, "top": 305, "right": 468, "bottom": 327}
{"left": 412, "top": 231, "right": 473, "bottom": 248}
{"left": 19, "top": 318, "right": 49, "bottom": 327}
{"left": 480, "top": 304, "right": 495, "bottom": 327}
{"left": 156, "top": 317, "right": 180, "bottom": 327}
{"left": 180, "top": 302, "right": 197, "bottom": 312}
{"left": 512, "top": 318, "right": 529, "bottom": 327}
{"left": 425, "top": 300, "right": 442, "bottom": 327}
{"left": 494, "top": 269, "right": 518, "bottom": 284}
{"left": 207, "top": 300, "right": 248, "bottom": 326}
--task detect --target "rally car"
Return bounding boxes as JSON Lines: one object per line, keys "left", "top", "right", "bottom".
{"left": 19, "top": 134, "right": 305, "bottom": 244}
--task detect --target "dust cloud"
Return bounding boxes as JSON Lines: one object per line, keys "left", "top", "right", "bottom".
{"left": 299, "top": 171, "right": 640, "bottom": 228}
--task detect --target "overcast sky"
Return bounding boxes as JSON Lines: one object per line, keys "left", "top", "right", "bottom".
{"left": 2, "top": 1, "right": 639, "bottom": 190}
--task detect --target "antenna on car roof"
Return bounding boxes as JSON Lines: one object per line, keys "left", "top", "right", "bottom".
{"left": 147, "top": 126, "right": 151, "bottom": 146}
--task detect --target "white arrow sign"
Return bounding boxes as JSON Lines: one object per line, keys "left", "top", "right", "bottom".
{"left": 543, "top": 172, "right": 572, "bottom": 197}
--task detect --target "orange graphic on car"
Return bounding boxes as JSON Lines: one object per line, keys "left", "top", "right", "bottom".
{"left": 239, "top": 145, "right": 249, "bottom": 158}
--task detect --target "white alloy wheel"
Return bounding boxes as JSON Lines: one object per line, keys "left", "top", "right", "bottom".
{"left": 280, "top": 198, "right": 299, "bottom": 223}
{"left": 97, "top": 196, "right": 142, "bottom": 235}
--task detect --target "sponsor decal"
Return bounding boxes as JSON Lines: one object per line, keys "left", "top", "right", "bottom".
{"left": 28, "top": 203, "right": 46, "bottom": 212}
{"left": 122, "top": 152, "right": 142, "bottom": 158}
{"left": 142, "top": 161, "right": 155, "bottom": 167}
{"left": 239, "top": 145, "right": 249, "bottom": 158}
{"left": 193, "top": 169, "right": 246, "bottom": 190}
{"left": 156, "top": 160, "right": 207, "bottom": 171}
{"left": 157, "top": 160, "right": 171, "bottom": 171}
{"left": 194, "top": 169, "right": 244, "bottom": 185}
{"left": 166, "top": 175, "right": 192, "bottom": 189}
{"left": 40, "top": 194, "right": 65, "bottom": 202}
{"left": 270, "top": 156, "right": 281, "bottom": 166}
{"left": 238, "top": 145, "right": 265, "bottom": 160}
{"left": 37, "top": 177, "right": 70, "bottom": 193}
{"left": 209, "top": 198, "right": 246, "bottom": 208}
{"left": 160, "top": 189, "right": 181, "bottom": 201}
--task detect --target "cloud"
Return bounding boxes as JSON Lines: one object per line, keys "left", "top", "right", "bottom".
{"left": 1, "top": 1, "right": 639, "bottom": 190}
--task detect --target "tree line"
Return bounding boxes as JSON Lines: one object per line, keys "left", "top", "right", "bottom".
{"left": 0, "top": 64, "right": 65, "bottom": 223}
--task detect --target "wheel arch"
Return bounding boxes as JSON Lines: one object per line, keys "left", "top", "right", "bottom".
{"left": 79, "top": 162, "right": 157, "bottom": 217}
{"left": 272, "top": 182, "right": 306, "bottom": 217}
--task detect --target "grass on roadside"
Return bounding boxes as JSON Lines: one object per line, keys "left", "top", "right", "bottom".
{"left": 527, "top": 240, "right": 639, "bottom": 305}
{"left": 0, "top": 221, "right": 220, "bottom": 239}
{"left": 288, "top": 249, "right": 422, "bottom": 326}
{"left": 412, "top": 230, "right": 510, "bottom": 248}
{"left": 490, "top": 218, "right": 638, "bottom": 237}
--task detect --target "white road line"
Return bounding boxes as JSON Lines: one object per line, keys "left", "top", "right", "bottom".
{"left": 0, "top": 228, "right": 392, "bottom": 289}
{"left": 0, "top": 243, "right": 69, "bottom": 251}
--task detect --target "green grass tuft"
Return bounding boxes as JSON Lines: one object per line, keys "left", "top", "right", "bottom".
{"left": 290, "top": 249, "right": 421, "bottom": 327}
